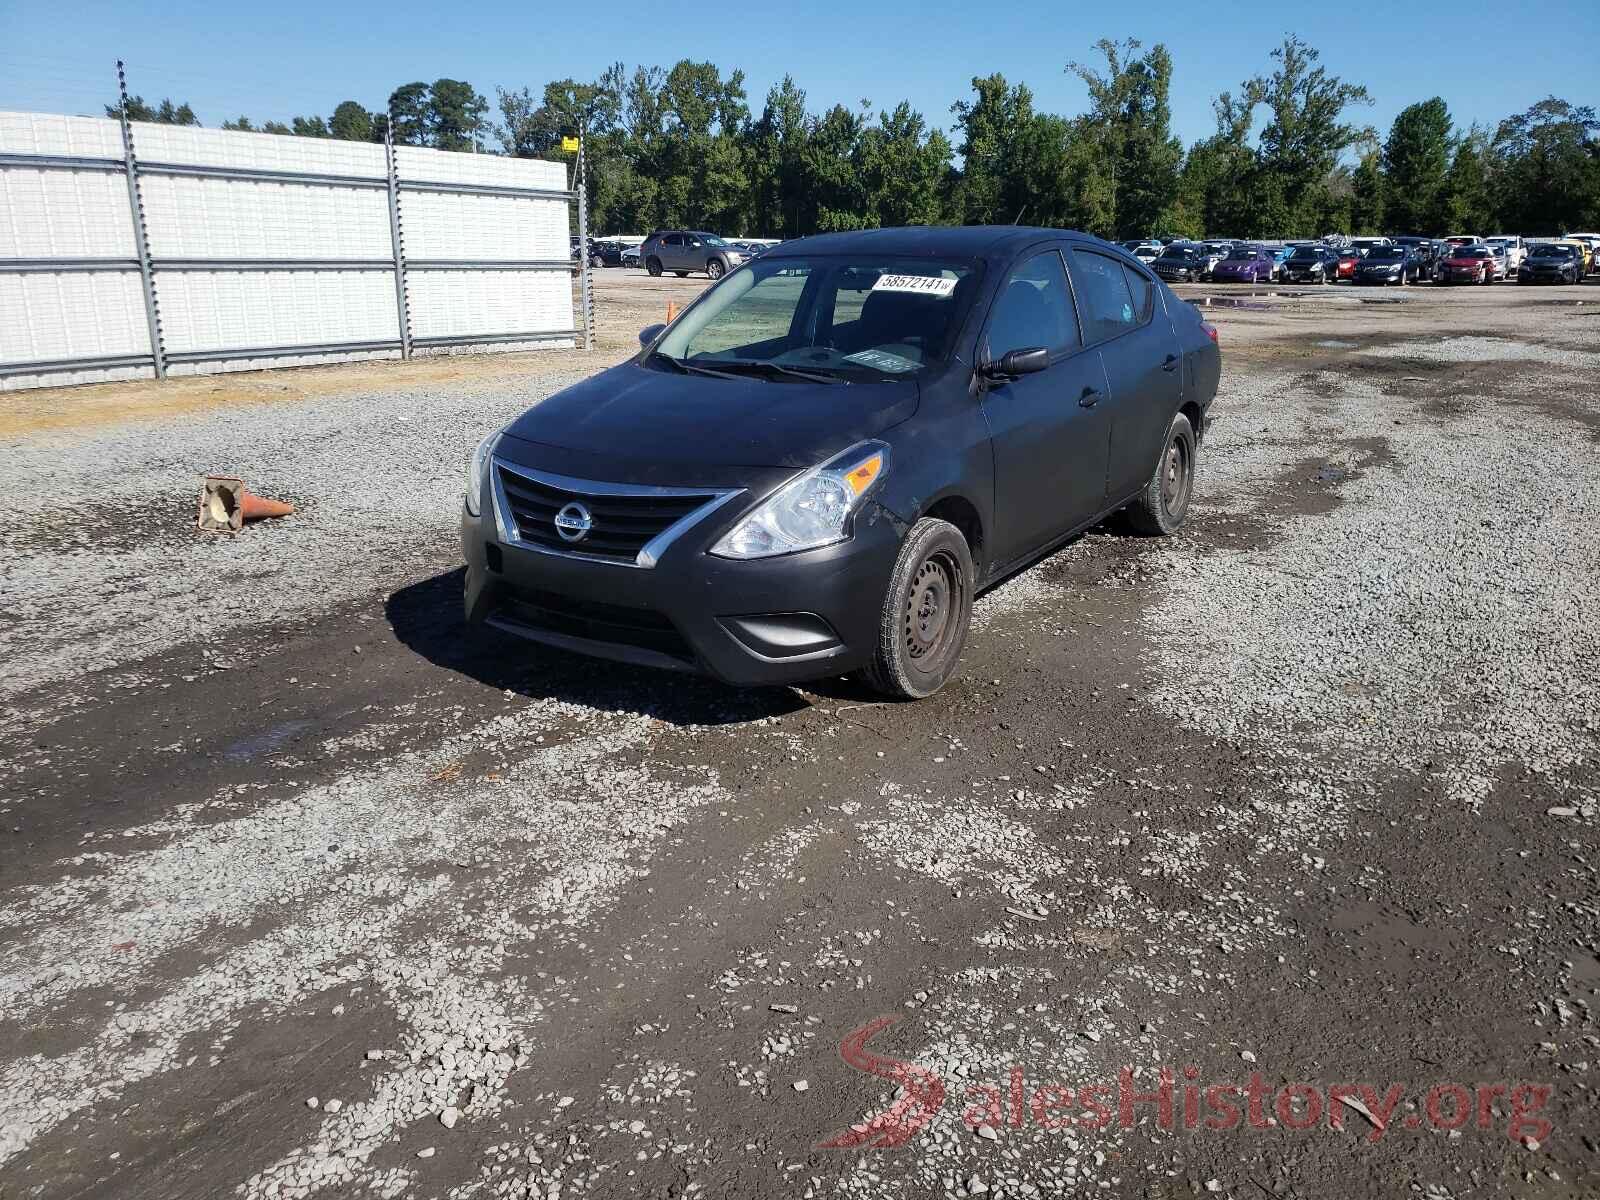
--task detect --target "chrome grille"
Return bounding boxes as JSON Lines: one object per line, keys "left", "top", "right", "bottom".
{"left": 493, "top": 461, "right": 728, "bottom": 566}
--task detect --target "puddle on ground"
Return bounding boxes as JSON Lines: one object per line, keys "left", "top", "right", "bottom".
{"left": 1313, "top": 464, "right": 1351, "bottom": 484}
{"left": 1316, "top": 339, "right": 1356, "bottom": 349}
{"left": 224, "top": 719, "right": 315, "bottom": 762}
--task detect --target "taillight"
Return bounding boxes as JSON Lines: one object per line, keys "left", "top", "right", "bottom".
{"left": 1202, "top": 321, "right": 1218, "bottom": 344}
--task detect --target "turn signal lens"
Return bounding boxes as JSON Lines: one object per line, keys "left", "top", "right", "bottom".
{"left": 844, "top": 453, "right": 884, "bottom": 496}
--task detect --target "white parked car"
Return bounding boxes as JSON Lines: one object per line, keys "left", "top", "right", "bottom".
{"left": 1486, "top": 236, "right": 1525, "bottom": 272}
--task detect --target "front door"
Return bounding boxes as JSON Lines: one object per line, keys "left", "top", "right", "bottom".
{"left": 979, "top": 248, "right": 1115, "bottom": 567}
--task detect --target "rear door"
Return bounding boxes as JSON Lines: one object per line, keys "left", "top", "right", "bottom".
{"left": 1067, "top": 247, "right": 1183, "bottom": 502}
{"left": 661, "top": 234, "right": 685, "bottom": 270}
{"left": 980, "top": 247, "right": 1114, "bottom": 565}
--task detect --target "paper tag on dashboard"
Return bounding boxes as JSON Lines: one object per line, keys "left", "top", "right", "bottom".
{"left": 870, "top": 273, "right": 957, "bottom": 297}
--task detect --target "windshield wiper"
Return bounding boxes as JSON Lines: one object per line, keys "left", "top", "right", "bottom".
{"left": 711, "top": 359, "right": 846, "bottom": 385}
{"left": 647, "top": 351, "right": 745, "bottom": 381}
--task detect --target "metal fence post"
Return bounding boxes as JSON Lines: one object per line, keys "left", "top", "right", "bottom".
{"left": 116, "top": 60, "right": 165, "bottom": 379}
{"left": 575, "top": 134, "right": 593, "bottom": 351}
{"left": 383, "top": 123, "right": 413, "bottom": 360}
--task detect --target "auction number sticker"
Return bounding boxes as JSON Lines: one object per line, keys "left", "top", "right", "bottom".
{"left": 870, "top": 273, "right": 958, "bottom": 297}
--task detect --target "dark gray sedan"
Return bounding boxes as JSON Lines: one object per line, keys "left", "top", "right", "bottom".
{"left": 462, "top": 226, "right": 1220, "bottom": 697}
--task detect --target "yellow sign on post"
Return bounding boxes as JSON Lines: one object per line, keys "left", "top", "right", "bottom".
{"left": 561, "top": 136, "right": 580, "bottom": 153}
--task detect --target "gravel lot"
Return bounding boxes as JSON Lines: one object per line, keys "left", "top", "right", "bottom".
{"left": 1, "top": 273, "right": 1598, "bottom": 1200}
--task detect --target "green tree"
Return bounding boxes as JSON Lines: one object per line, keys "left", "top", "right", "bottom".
{"left": 1442, "top": 126, "right": 1496, "bottom": 232}
{"left": 1350, "top": 146, "right": 1386, "bottom": 233}
{"left": 429, "top": 79, "right": 489, "bottom": 151}
{"left": 1067, "top": 38, "right": 1183, "bottom": 238}
{"left": 1250, "top": 35, "right": 1373, "bottom": 234}
{"left": 1382, "top": 97, "right": 1452, "bottom": 233}
{"left": 262, "top": 121, "right": 293, "bottom": 136}
{"left": 855, "top": 102, "right": 951, "bottom": 227}
{"left": 329, "top": 101, "right": 374, "bottom": 142}
{"left": 1490, "top": 98, "right": 1600, "bottom": 232}
{"left": 105, "top": 96, "right": 199, "bottom": 125}
{"left": 220, "top": 116, "right": 255, "bottom": 132}
{"left": 291, "top": 115, "right": 330, "bottom": 138}
{"left": 386, "top": 82, "right": 431, "bottom": 145}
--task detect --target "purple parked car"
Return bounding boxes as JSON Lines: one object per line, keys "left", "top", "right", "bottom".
{"left": 1209, "top": 245, "right": 1276, "bottom": 284}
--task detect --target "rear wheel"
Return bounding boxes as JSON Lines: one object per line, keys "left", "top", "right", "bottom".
{"left": 1126, "top": 412, "right": 1197, "bottom": 536}
{"left": 862, "top": 518, "right": 974, "bottom": 700}
{"left": 647, "top": 257, "right": 663, "bottom": 277}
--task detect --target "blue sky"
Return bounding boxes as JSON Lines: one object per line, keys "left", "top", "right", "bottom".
{"left": 2, "top": 0, "right": 1591, "bottom": 150}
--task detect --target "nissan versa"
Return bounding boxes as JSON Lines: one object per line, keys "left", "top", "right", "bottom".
{"left": 461, "top": 227, "right": 1221, "bottom": 698}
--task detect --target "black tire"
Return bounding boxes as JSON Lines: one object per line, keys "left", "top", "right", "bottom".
{"left": 1126, "top": 412, "right": 1197, "bottom": 536}
{"left": 674, "top": 271, "right": 689, "bottom": 278}
{"left": 861, "top": 518, "right": 974, "bottom": 700}
{"left": 707, "top": 258, "right": 725, "bottom": 280}
{"left": 646, "top": 257, "right": 663, "bottom": 277}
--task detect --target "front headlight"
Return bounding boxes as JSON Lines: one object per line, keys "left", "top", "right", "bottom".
{"left": 465, "top": 430, "right": 500, "bottom": 517}
{"left": 710, "top": 441, "right": 888, "bottom": 560}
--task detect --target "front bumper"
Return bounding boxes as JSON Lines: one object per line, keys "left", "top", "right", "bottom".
{"left": 460, "top": 482, "right": 902, "bottom": 688}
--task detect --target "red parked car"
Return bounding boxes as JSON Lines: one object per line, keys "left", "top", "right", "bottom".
{"left": 1439, "top": 244, "right": 1504, "bottom": 285}
{"left": 1336, "top": 249, "right": 1361, "bottom": 281}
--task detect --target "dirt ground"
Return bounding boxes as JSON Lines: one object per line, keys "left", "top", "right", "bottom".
{"left": 1, "top": 270, "right": 1598, "bottom": 1200}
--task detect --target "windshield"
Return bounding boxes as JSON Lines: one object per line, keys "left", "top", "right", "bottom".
{"left": 650, "top": 256, "right": 980, "bottom": 381}
{"left": 1531, "top": 245, "right": 1572, "bottom": 258}
{"left": 1366, "top": 248, "right": 1403, "bottom": 261}
{"left": 1289, "top": 248, "right": 1320, "bottom": 260}
{"left": 1453, "top": 246, "right": 1489, "bottom": 258}
{"left": 1156, "top": 247, "right": 1194, "bottom": 259}
{"left": 1225, "top": 247, "right": 1259, "bottom": 260}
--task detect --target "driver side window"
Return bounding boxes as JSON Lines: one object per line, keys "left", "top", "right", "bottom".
{"left": 984, "top": 250, "right": 1080, "bottom": 361}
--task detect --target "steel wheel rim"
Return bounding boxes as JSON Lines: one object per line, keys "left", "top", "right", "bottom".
{"left": 904, "top": 551, "right": 960, "bottom": 663}
{"left": 1161, "top": 435, "right": 1191, "bottom": 515}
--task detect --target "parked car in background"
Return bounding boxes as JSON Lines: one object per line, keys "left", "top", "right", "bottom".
{"left": 640, "top": 231, "right": 751, "bottom": 279}
{"left": 1282, "top": 244, "right": 1338, "bottom": 283}
{"left": 1439, "top": 243, "right": 1504, "bottom": 284}
{"left": 1267, "top": 246, "right": 1293, "bottom": 280}
{"left": 1335, "top": 247, "right": 1362, "bottom": 280}
{"left": 461, "top": 226, "right": 1220, "bottom": 698}
{"left": 1518, "top": 241, "right": 1584, "bottom": 284}
{"left": 1565, "top": 234, "right": 1600, "bottom": 272}
{"left": 1210, "top": 245, "right": 1276, "bottom": 284}
{"left": 1485, "top": 236, "right": 1525, "bottom": 272}
{"left": 1355, "top": 243, "right": 1425, "bottom": 285}
{"left": 621, "top": 244, "right": 642, "bottom": 268}
{"left": 1349, "top": 237, "right": 1392, "bottom": 258}
{"left": 1131, "top": 243, "right": 1163, "bottom": 264}
{"left": 590, "top": 240, "right": 627, "bottom": 268}
{"left": 1151, "top": 243, "right": 1208, "bottom": 282}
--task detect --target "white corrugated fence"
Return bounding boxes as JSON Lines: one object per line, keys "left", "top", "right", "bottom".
{"left": 0, "top": 110, "right": 580, "bottom": 391}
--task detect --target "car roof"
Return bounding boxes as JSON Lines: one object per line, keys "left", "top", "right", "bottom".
{"left": 764, "top": 225, "right": 1115, "bottom": 261}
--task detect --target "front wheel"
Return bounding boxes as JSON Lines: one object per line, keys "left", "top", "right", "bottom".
{"left": 707, "top": 258, "right": 725, "bottom": 279}
{"left": 861, "top": 518, "right": 974, "bottom": 700}
{"left": 1126, "top": 412, "right": 1197, "bottom": 536}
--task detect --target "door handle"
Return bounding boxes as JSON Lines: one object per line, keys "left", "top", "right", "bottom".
{"left": 1078, "top": 387, "right": 1103, "bottom": 409}
{"left": 1162, "top": 354, "right": 1180, "bottom": 372}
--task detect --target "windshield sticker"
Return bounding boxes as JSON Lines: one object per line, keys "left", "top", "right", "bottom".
{"left": 844, "top": 348, "right": 919, "bottom": 373}
{"left": 869, "top": 273, "right": 958, "bottom": 297}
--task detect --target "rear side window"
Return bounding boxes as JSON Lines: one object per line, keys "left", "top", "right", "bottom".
{"left": 1069, "top": 250, "right": 1141, "bottom": 344}
{"left": 1122, "top": 266, "right": 1155, "bottom": 324}
{"left": 984, "top": 250, "right": 1080, "bottom": 359}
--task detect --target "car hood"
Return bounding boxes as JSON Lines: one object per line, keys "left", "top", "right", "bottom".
{"left": 501, "top": 361, "right": 920, "bottom": 473}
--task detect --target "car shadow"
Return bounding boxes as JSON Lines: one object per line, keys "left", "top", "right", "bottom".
{"left": 383, "top": 568, "right": 811, "bottom": 728}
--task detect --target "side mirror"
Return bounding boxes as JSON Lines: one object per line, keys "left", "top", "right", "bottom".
{"left": 981, "top": 348, "right": 1050, "bottom": 379}
{"left": 638, "top": 323, "right": 666, "bottom": 348}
